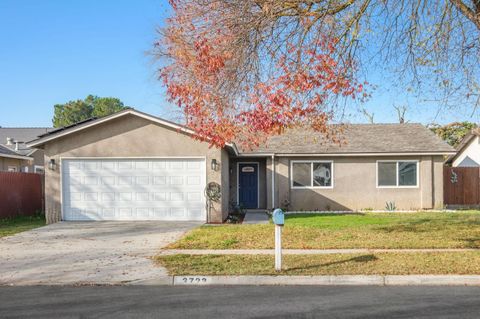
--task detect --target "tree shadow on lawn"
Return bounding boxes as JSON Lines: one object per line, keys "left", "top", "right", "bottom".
{"left": 459, "top": 237, "right": 480, "bottom": 248}
{"left": 376, "top": 217, "right": 480, "bottom": 234}
{"left": 286, "top": 254, "right": 378, "bottom": 272}
{"left": 375, "top": 218, "right": 436, "bottom": 233}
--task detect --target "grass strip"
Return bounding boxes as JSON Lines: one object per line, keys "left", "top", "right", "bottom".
{"left": 0, "top": 215, "right": 45, "bottom": 238}
{"left": 168, "top": 212, "right": 480, "bottom": 249}
{"left": 156, "top": 252, "right": 480, "bottom": 275}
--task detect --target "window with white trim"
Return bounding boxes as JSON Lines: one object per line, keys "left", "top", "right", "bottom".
{"left": 291, "top": 161, "right": 333, "bottom": 188}
{"left": 377, "top": 161, "right": 418, "bottom": 187}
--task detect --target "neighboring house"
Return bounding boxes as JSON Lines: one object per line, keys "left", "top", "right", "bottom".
{"left": 445, "top": 128, "right": 480, "bottom": 167}
{"left": 0, "top": 127, "right": 52, "bottom": 173}
{"left": 27, "top": 109, "right": 455, "bottom": 224}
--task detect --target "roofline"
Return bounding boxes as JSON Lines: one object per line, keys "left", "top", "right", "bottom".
{"left": 237, "top": 151, "right": 456, "bottom": 157}
{"left": 446, "top": 131, "right": 478, "bottom": 163}
{"left": 0, "top": 153, "right": 33, "bottom": 161}
{"left": 0, "top": 127, "right": 51, "bottom": 129}
{"left": 26, "top": 109, "right": 238, "bottom": 154}
{"left": 25, "top": 149, "right": 39, "bottom": 156}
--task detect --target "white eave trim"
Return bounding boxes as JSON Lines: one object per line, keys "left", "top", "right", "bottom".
{"left": 446, "top": 134, "right": 477, "bottom": 163}
{"left": 26, "top": 109, "right": 238, "bottom": 154}
{"left": 0, "top": 153, "right": 33, "bottom": 161}
{"left": 238, "top": 152, "right": 456, "bottom": 157}
{"left": 25, "top": 149, "right": 39, "bottom": 156}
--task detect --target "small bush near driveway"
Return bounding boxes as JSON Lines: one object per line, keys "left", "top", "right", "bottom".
{"left": 168, "top": 212, "right": 480, "bottom": 249}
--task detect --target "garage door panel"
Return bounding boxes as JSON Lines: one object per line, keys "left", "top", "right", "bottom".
{"left": 69, "top": 201, "right": 204, "bottom": 209}
{"left": 67, "top": 207, "right": 204, "bottom": 221}
{"left": 62, "top": 158, "right": 206, "bottom": 221}
{"left": 65, "top": 191, "right": 204, "bottom": 203}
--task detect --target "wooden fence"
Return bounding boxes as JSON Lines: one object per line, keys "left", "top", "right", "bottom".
{"left": 0, "top": 172, "right": 43, "bottom": 219}
{"left": 444, "top": 166, "right": 480, "bottom": 206}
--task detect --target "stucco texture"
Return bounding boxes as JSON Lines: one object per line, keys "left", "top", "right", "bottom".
{"left": 265, "top": 155, "right": 444, "bottom": 211}
{"left": 0, "top": 157, "right": 25, "bottom": 171}
{"left": 0, "top": 151, "right": 43, "bottom": 173}
{"left": 42, "top": 114, "right": 228, "bottom": 224}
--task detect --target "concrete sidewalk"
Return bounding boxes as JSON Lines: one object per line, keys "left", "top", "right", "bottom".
{"left": 243, "top": 212, "right": 269, "bottom": 224}
{"left": 158, "top": 248, "right": 480, "bottom": 255}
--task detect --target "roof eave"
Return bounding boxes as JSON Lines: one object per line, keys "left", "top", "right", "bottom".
{"left": 26, "top": 109, "right": 237, "bottom": 152}
{"left": 237, "top": 151, "right": 457, "bottom": 157}
{"left": 446, "top": 132, "right": 477, "bottom": 164}
{"left": 0, "top": 153, "right": 34, "bottom": 161}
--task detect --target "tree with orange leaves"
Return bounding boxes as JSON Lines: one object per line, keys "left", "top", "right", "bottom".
{"left": 154, "top": 0, "right": 366, "bottom": 148}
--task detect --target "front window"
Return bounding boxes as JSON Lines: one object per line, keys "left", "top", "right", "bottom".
{"left": 292, "top": 161, "right": 333, "bottom": 188}
{"left": 377, "top": 161, "right": 418, "bottom": 187}
{"left": 292, "top": 162, "right": 311, "bottom": 187}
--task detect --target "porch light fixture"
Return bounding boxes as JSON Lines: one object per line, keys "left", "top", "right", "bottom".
{"left": 211, "top": 159, "right": 219, "bottom": 171}
{"left": 48, "top": 159, "right": 56, "bottom": 171}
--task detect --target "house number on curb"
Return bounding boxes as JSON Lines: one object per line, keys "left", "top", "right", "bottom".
{"left": 181, "top": 277, "right": 208, "bottom": 284}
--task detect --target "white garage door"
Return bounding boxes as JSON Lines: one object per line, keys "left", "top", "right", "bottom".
{"left": 61, "top": 158, "right": 206, "bottom": 221}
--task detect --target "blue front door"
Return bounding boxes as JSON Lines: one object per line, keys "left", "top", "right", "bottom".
{"left": 238, "top": 163, "right": 258, "bottom": 209}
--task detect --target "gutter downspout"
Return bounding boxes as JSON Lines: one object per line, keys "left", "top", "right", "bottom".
{"left": 271, "top": 154, "right": 275, "bottom": 210}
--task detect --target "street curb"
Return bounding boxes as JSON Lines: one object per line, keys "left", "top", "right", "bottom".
{"left": 131, "top": 275, "right": 480, "bottom": 286}
{"left": 126, "top": 276, "right": 174, "bottom": 286}
{"left": 384, "top": 275, "right": 480, "bottom": 286}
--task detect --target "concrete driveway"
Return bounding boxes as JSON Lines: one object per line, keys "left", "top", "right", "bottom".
{"left": 0, "top": 221, "right": 200, "bottom": 285}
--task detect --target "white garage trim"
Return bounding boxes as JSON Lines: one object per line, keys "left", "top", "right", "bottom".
{"left": 60, "top": 157, "right": 207, "bottom": 221}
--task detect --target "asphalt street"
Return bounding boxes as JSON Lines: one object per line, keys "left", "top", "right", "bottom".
{"left": 1, "top": 285, "right": 479, "bottom": 318}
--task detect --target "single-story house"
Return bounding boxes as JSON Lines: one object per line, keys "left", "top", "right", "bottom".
{"left": 445, "top": 128, "right": 480, "bottom": 167}
{"left": 0, "top": 127, "right": 52, "bottom": 173}
{"left": 27, "top": 109, "right": 455, "bottom": 224}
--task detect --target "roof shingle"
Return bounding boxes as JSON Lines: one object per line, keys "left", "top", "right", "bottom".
{"left": 0, "top": 127, "right": 52, "bottom": 156}
{"left": 240, "top": 123, "right": 455, "bottom": 154}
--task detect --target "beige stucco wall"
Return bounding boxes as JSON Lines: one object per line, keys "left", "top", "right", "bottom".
{"left": 266, "top": 155, "right": 445, "bottom": 211}
{"left": 229, "top": 158, "right": 267, "bottom": 209}
{"left": 432, "top": 156, "right": 444, "bottom": 208}
{"left": 30, "top": 149, "right": 45, "bottom": 170}
{"left": 0, "top": 157, "right": 31, "bottom": 172}
{"left": 220, "top": 149, "right": 230, "bottom": 214}
{"left": 42, "top": 114, "right": 228, "bottom": 224}
{"left": 0, "top": 150, "right": 43, "bottom": 173}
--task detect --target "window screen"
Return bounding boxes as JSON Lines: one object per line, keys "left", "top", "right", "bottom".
{"left": 292, "top": 162, "right": 312, "bottom": 187}
{"left": 313, "top": 162, "right": 332, "bottom": 187}
{"left": 398, "top": 162, "right": 417, "bottom": 186}
{"left": 378, "top": 162, "right": 397, "bottom": 186}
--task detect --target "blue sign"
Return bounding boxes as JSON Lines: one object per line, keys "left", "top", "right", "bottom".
{"left": 272, "top": 208, "right": 284, "bottom": 226}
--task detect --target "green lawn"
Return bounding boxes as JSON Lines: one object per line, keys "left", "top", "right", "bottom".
{"left": 0, "top": 215, "right": 46, "bottom": 238}
{"left": 168, "top": 212, "right": 480, "bottom": 249}
{"left": 156, "top": 252, "right": 480, "bottom": 275}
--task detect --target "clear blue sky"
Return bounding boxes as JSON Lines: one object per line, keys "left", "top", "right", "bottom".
{"left": 0, "top": 0, "right": 477, "bottom": 127}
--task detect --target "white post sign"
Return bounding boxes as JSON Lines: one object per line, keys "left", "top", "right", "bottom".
{"left": 272, "top": 208, "right": 284, "bottom": 272}
{"left": 275, "top": 224, "right": 282, "bottom": 271}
